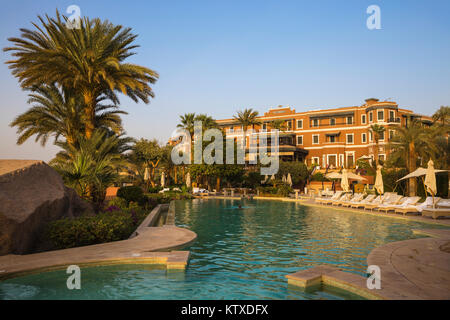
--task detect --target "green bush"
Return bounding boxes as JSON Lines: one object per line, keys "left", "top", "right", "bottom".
{"left": 311, "top": 172, "right": 327, "bottom": 181}
{"left": 107, "top": 197, "right": 128, "bottom": 210}
{"left": 46, "top": 204, "right": 151, "bottom": 249}
{"left": 117, "top": 186, "right": 144, "bottom": 204}
{"left": 147, "top": 186, "right": 162, "bottom": 193}
{"left": 276, "top": 184, "right": 293, "bottom": 197}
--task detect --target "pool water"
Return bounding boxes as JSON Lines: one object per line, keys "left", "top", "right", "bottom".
{"left": 1, "top": 199, "right": 447, "bottom": 300}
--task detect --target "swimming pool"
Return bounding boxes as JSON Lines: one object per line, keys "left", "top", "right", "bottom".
{"left": 1, "top": 199, "right": 447, "bottom": 300}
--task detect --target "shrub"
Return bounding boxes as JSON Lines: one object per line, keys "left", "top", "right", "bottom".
{"left": 117, "top": 186, "right": 144, "bottom": 204}
{"left": 311, "top": 172, "right": 327, "bottom": 181}
{"left": 46, "top": 207, "right": 150, "bottom": 249}
{"left": 276, "top": 184, "right": 293, "bottom": 197}
{"left": 147, "top": 186, "right": 162, "bottom": 193}
{"left": 107, "top": 197, "right": 128, "bottom": 210}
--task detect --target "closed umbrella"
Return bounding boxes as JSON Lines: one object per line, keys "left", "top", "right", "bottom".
{"left": 374, "top": 165, "right": 384, "bottom": 195}
{"left": 341, "top": 168, "right": 349, "bottom": 192}
{"left": 186, "top": 172, "right": 191, "bottom": 188}
{"left": 282, "top": 175, "right": 287, "bottom": 183}
{"left": 287, "top": 173, "right": 293, "bottom": 187}
{"left": 270, "top": 174, "right": 275, "bottom": 181}
{"left": 424, "top": 159, "right": 437, "bottom": 196}
{"left": 144, "top": 167, "right": 149, "bottom": 181}
{"left": 161, "top": 172, "right": 166, "bottom": 187}
{"left": 261, "top": 175, "right": 268, "bottom": 184}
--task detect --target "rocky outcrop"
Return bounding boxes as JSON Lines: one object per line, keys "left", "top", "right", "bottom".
{"left": 0, "top": 160, "right": 92, "bottom": 255}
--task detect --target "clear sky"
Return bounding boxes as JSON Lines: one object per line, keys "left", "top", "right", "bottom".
{"left": 1, "top": 0, "right": 449, "bottom": 161}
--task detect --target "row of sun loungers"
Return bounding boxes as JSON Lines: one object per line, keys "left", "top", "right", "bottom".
{"left": 314, "top": 191, "right": 450, "bottom": 219}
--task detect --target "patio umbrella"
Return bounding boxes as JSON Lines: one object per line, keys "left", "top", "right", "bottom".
{"left": 287, "top": 173, "right": 293, "bottom": 187}
{"left": 282, "top": 175, "right": 287, "bottom": 183}
{"left": 396, "top": 167, "right": 448, "bottom": 182}
{"left": 341, "top": 168, "right": 350, "bottom": 192}
{"left": 326, "top": 172, "right": 341, "bottom": 179}
{"left": 144, "top": 167, "right": 149, "bottom": 181}
{"left": 161, "top": 172, "right": 166, "bottom": 187}
{"left": 374, "top": 165, "right": 384, "bottom": 195}
{"left": 424, "top": 159, "right": 437, "bottom": 196}
{"left": 261, "top": 175, "right": 268, "bottom": 184}
{"left": 270, "top": 174, "right": 275, "bottom": 181}
{"left": 186, "top": 172, "right": 191, "bottom": 188}
{"left": 347, "top": 172, "right": 367, "bottom": 182}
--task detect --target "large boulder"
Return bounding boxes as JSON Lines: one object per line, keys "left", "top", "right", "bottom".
{"left": 0, "top": 160, "right": 92, "bottom": 255}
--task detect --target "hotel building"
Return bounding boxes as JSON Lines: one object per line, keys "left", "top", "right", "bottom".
{"left": 215, "top": 98, "right": 432, "bottom": 168}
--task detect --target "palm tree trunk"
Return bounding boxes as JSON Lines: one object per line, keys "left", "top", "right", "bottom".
{"left": 174, "top": 166, "right": 178, "bottom": 184}
{"left": 408, "top": 141, "right": 417, "bottom": 196}
{"left": 216, "top": 177, "right": 221, "bottom": 192}
{"left": 374, "top": 139, "right": 379, "bottom": 167}
{"left": 83, "top": 92, "right": 96, "bottom": 139}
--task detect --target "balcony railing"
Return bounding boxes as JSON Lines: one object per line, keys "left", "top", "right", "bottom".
{"left": 387, "top": 117, "right": 401, "bottom": 123}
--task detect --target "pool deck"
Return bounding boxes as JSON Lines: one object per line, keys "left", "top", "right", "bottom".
{"left": 0, "top": 205, "right": 197, "bottom": 280}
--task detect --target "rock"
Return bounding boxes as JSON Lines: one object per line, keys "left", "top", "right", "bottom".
{"left": 0, "top": 160, "right": 92, "bottom": 255}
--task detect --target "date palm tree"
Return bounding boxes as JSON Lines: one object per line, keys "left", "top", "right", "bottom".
{"left": 369, "top": 124, "right": 386, "bottom": 166}
{"left": 51, "top": 129, "right": 133, "bottom": 209}
{"left": 432, "top": 106, "right": 450, "bottom": 126}
{"left": 10, "top": 84, "right": 126, "bottom": 147}
{"left": 177, "top": 113, "right": 196, "bottom": 136}
{"left": 233, "top": 108, "right": 260, "bottom": 131}
{"left": 270, "top": 119, "right": 287, "bottom": 131}
{"left": 4, "top": 11, "right": 158, "bottom": 139}
{"left": 387, "top": 120, "right": 432, "bottom": 196}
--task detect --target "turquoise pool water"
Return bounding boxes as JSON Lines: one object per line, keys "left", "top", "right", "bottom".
{"left": 1, "top": 199, "right": 447, "bottom": 300}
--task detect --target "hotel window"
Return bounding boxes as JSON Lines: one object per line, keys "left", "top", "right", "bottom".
{"left": 361, "top": 114, "right": 367, "bottom": 124}
{"left": 262, "top": 123, "right": 267, "bottom": 131}
{"left": 297, "top": 119, "right": 303, "bottom": 129}
{"left": 389, "top": 110, "right": 395, "bottom": 121}
{"left": 287, "top": 120, "right": 292, "bottom": 131}
{"left": 379, "top": 154, "right": 385, "bottom": 162}
{"left": 328, "top": 135, "right": 336, "bottom": 143}
{"left": 377, "top": 110, "right": 384, "bottom": 121}
{"left": 312, "top": 134, "right": 319, "bottom": 144}
{"left": 389, "top": 130, "right": 395, "bottom": 140}
{"left": 362, "top": 133, "right": 367, "bottom": 143}
{"left": 346, "top": 133, "right": 354, "bottom": 144}
{"left": 369, "top": 112, "right": 373, "bottom": 122}
{"left": 379, "top": 130, "right": 385, "bottom": 141}
{"left": 296, "top": 135, "right": 303, "bottom": 145}
{"left": 347, "top": 116, "right": 353, "bottom": 124}
{"left": 312, "top": 157, "right": 320, "bottom": 166}
{"left": 312, "top": 119, "right": 319, "bottom": 127}
{"left": 330, "top": 118, "right": 336, "bottom": 126}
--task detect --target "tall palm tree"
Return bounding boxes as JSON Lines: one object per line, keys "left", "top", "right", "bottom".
{"left": 194, "top": 114, "right": 218, "bottom": 131}
{"left": 369, "top": 124, "right": 386, "bottom": 166}
{"left": 270, "top": 119, "right": 287, "bottom": 131}
{"left": 432, "top": 106, "right": 450, "bottom": 126}
{"left": 387, "top": 120, "right": 432, "bottom": 196}
{"left": 233, "top": 108, "right": 260, "bottom": 131}
{"left": 10, "top": 84, "right": 126, "bottom": 147}
{"left": 4, "top": 11, "right": 158, "bottom": 138}
{"left": 177, "top": 113, "right": 196, "bottom": 136}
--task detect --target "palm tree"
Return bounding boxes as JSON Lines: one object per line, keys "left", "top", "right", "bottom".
{"left": 4, "top": 11, "right": 158, "bottom": 138}
{"left": 369, "top": 124, "right": 386, "bottom": 166}
{"left": 387, "top": 120, "right": 432, "bottom": 196}
{"left": 51, "top": 129, "right": 132, "bottom": 209}
{"left": 177, "top": 113, "right": 196, "bottom": 136}
{"left": 194, "top": 114, "right": 218, "bottom": 131}
{"left": 10, "top": 84, "right": 126, "bottom": 147}
{"left": 270, "top": 119, "right": 287, "bottom": 131}
{"left": 432, "top": 106, "right": 450, "bottom": 126}
{"left": 233, "top": 108, "right": 260, "bottom": 131}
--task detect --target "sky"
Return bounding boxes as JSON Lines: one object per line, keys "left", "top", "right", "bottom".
{"left": 1, "top": 0, "right": 449, "bottom": 161}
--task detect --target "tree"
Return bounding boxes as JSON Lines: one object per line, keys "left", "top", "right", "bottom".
{"left": 51, "top": 129, "right": 132, "bottom": 210}
{"left": 10, "top": 84, "right": 125, "bottom": 147}
{"left": 4, "top": 11, "right": 158, "bottom": 138}
{"left": 387, "top": 120, "right": 431, "bottom": 196}
{"left": 194, "top": 114, "right": 218, "bottom": 131}
{"left": 233, "top": 108, "right": 260, "bottom": 131}
{"left": 432, "top": 106, "right": 450, "bottom": 126}
{"left": 177, "top": 113, "right": 196, "bottom": 136}
{"left": 270, "top": 119, "right": 287, "bottom": 131}
{"left": 369, "top": 124, "right": 386, "bottom": 166}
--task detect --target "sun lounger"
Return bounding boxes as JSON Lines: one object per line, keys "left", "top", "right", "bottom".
{"left": 324, "top": 193, "right": 348, "bottom": 205}
{"left": 315, "top": 191, "right": 343, "bottom": 204}
{"left": 332, "top": 193, "right": 354, "bottom": 206}
{"left": 350, "top": 194, "right": 376, "bottom": 208}
{"left": 378, "top": 196, "right": 420, "bottom": 213}
{"left": 422, "top": 207, "right": 450, "bottom": 219}
{"left": 395, "top": 197, "right": 441, "bottom": 215}
{"left": 363, "top": 193, "right": 397, "bottom": 210}
{"left": 374, "top": 195, "right": 404, "bottom": 211}
{"left": 341, "top": 193, "right": 365, "bottom": 207}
